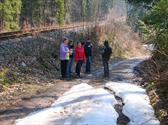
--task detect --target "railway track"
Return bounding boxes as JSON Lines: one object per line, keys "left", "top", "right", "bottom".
{"left": 0, "top": 22, "right": 93, "bottom": 40}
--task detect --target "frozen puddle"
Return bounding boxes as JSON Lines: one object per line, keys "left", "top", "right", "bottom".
{"left": 106, "top": 82, "right": 160, "bottom": 125}
{"left": 15, "top": 83, "right": 118, "bottom": 125}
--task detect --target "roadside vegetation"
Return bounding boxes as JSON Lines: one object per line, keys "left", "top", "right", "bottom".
{"left": 131, "top": 0, "right": 168, "bottom": 124}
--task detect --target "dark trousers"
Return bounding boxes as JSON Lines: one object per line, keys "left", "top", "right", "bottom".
{"left": 61, "top": 60, "right": 68, "bottom": 78}
{"left": 103, "top": 60, "right": 109, "bottom": 78}
{"left": 76, "top": 60, "right": 83, "bottom": 76}
{"left": 86, "top": 56, "right": 91, "bottom": 73}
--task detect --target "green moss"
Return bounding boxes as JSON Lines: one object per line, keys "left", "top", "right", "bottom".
{"left": 0, "top": 68, "right": 10, "bottom": 85}
{"left": 0, "top": 68, "right": 21, "bottom": 87}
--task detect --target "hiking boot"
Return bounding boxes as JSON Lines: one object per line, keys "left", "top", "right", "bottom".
{"left": 76, "top": 75, "right": 82, "bottom": 79}
{"left": 85, "top": 71, "right": 91, "bottom": 74}
{"left": 60, "top": 77, "right": 65, "bottom": 80}
{"left": 66, "top": 78, "right": 72, "bottom": 81}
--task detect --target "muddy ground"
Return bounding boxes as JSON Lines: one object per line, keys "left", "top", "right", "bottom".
{"left": 0, "top": 61, "right": 106, "bottom": 125}
{"left": 0, "top": 58, "right": 142, "bottom": 125}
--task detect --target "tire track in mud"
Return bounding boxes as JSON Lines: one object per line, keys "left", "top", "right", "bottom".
{"left": 104, "top": 87, "right": 130, "bottom": 125}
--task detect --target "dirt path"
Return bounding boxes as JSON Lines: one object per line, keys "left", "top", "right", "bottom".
{"left": 0, "top": 80, "right": 77, "bottom": 125}
{"left": 0, "top": 59, "right": 114, "bottom": 125}
{"left": 0, "top": 57, "right": 159, "bottom": 125}
{"left": 0, "top": 59, "right": 126, "bottom": 125}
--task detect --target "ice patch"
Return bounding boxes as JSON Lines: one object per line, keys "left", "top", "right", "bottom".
{"left": 15, "top": 83, "right": 118, "bottom": 125}
{"left": 106, "top": 82, "right": 160, "bottom": 125}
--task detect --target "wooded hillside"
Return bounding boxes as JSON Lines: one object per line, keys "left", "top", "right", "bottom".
{"left": 0, "top": 0, "right": 113, "bottom": 32}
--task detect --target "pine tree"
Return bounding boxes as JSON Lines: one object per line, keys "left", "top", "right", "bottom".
{"left": 142, "top": 0, "right": 168, "bottom": 58}
{"left": 0, "top": 0, "right": 22, "bottom": 31}
{"left": 0, "top": 0, "right": 114, "bottom": 31}
{"left": 21, "top": 0, "right": 46, "bottom": 27}
{"left": 100, "top": 0, "right": 113, "bottom": 15}
{"left": 55, "top": 0, "right": 65, "bottom": 24}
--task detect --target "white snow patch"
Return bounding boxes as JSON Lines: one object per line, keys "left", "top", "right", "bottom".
{"left": 106, "top": 82, "right": 160, "bottom": 125}
{"left": 15, "top": 83, "right": 118, "bottom": 125}
{"left": 143, "top": 44, "right": 155, "bottom": 51}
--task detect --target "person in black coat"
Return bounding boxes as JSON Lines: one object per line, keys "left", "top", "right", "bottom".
{"left": 101, "top": 40, "right": 112, "bottom": 78}
{"left": 84, "top": 38, "right": 93, "bottom": 74}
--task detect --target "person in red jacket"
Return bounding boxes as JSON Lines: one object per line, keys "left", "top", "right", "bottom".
{"left": 75, "top": 42, "right": 86, "bottom": 78}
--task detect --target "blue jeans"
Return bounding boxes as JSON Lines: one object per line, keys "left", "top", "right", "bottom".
{"left": 67, "top": 58, "right": 74, "bottom": 78}
{"left": 86, "top": 56, "right": 91, "bottom": 73}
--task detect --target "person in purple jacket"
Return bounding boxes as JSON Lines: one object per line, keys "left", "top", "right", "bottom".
{"left": 60, "top": 38, "right": 70, "bottom": 80}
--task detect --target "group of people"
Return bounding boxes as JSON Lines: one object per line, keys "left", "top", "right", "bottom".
{"left": 59, "top": 37, "right": 112, "bottom": 80}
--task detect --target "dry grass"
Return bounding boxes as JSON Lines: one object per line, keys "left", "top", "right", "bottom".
{"left": 95, "top": 19, "right": 149, "bottom": 58}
